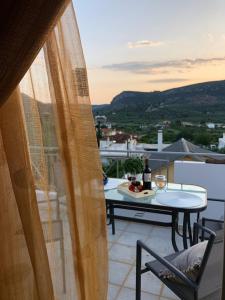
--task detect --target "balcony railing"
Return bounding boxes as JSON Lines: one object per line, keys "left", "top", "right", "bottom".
{"left": 29, "top": 145, "right": 225, "bottom": 189}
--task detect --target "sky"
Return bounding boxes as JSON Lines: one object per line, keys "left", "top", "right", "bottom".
{"left": 73, "top": 0, "right": 225, "bottom": 104}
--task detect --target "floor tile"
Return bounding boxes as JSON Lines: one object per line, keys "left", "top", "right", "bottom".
{"left": 161, "top": 285, "right": 179, "bottom": 299}
{"left": 107, "top": 229, "right": 123, "bottom": 243}
{"left": 114, "top": 220, "right": 130, "bottom": 231}
{"left": 144, "top": 235, "right": 175, "bottom": 257}
{"left": 108, "top": 242, "right": 113, "bottom": 250}
{"left": 141, "top": 248, "right": 156, "bottom": 267}
{"left": 117, "top": 231, "right": 148, "bottom": 247}
{"left": 124, "top": 266, "right": 162, "bottom": 295}
{"left": 125, "top": 222, "right": 154, "bottom": 235}
{"left": 108, "top": 222, "right": 186, "bottom": 300}
{"left": 116, "top": 287, "right": 159, "bottom": 300}
{"left": 109, "top": 243, "right": 136, "bottom": 265}
{"left": 150, "top": 226, "right": 183, "bottom": 251}
{"left": 108, "top": 284, "right": 121, "bottom": 300}
{"left": 150, "top": 226, "right": 171, "bottom": 238}
{"left": 109, "top": 260, "right": 132, "bottom": 285}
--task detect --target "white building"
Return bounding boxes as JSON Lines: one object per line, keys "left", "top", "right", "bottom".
{"left": 100, "top": 130, "right": 170, "bottom": 157}
{"left": 206, "top": 122, "right": 215, "bottom": 129}
{"left": 218, "top": 133, "right": 225, "bottom": 150}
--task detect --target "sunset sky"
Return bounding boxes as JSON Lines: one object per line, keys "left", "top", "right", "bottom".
{"left": 74, "top": 0, "right": 225, "bottom": 104}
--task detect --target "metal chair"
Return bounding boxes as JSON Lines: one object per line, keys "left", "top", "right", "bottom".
{"left": 136, "top": 223, "right": 223, "bottom": 300}
{"left": 201, "top": 217, "right": 223, "bottom": 235}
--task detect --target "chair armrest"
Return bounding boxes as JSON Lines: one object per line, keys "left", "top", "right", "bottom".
{"left": 136, "top": 240, "right": 197, "bottom": 289}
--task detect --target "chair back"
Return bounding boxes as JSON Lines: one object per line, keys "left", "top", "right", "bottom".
{"left": 198, "top": 229, "right": 224, "bottom": 299}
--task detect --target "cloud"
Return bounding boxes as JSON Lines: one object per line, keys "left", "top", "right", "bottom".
{"left": 148, "top": 78, "right": 189, "bottom": 83}
{"left": 102, "top": 57, "right": 225, "bottom": 74}
{"left": 128, "top": 40, "right": 164, "bottom": 48}
{"left": 207, "top": 33, "right": 214, "bottom": 43}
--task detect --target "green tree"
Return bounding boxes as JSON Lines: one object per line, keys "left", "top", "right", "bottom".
{"left": 194, "top": 133, "right": 211, "bottom": 146}
{"left": 176, "top": 128, "right": 194, "bottom": 141}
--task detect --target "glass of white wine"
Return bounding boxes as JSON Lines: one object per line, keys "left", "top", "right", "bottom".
{"left": 155, "top": 175, "right": 167, "bottom": 192}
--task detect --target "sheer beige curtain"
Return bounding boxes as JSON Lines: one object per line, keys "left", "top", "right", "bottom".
{"left": 45, "top": 3, "right": 108, "bottom": 299}
{"left": 0, "top": 2, "right": 108, "bottom": 300}
{"left": 0, "top": 89, "right": 54, "bottom": 300}
{"left": 0, "top": 0, "right": 70, "bottom": 103}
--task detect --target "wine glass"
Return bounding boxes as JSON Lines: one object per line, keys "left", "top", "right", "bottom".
{"left": 155, "top": 175, "right": 167, "bottom": 192}
{"left": 127, "top": 172, "right": 136, "bottom": 183}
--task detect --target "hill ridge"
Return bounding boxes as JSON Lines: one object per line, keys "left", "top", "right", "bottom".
{"left": 93, "top": 80, "right": 225, "bottom": 124}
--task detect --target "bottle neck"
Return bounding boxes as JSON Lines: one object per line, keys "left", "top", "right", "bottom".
{"left": 145, "top": 163, "right": 149, "bottom": 168}
{"left": 144, "top": 159, "right": 149, "bottom": 169}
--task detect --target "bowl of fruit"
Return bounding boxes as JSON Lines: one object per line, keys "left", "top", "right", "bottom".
{"left": 128, "top": 180, "right": 143, "bottom": 193}
{"left": 117, "top": 180, "right": 155, "bottom": 199}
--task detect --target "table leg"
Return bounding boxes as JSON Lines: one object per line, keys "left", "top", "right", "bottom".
{"left": 187, "top": 214, "right": 193, "bottom": 246}
{"left": 109, "top": 204, "right": 115, "bottom": 235}
{"left": 197, "top": 212, "right": 200, "bottom": 223}
{"left": 106, "top": 204, "right": 111, "bottom": 225}
{"left": 172, "top": 212, "right": 179, "bottom": 252}
{"left": 183, "top": 213, "right": 188, "bottom": 249}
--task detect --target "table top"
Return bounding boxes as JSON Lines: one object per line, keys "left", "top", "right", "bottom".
{"left": 104, "top": 178, "right": 207, "bottom": 212}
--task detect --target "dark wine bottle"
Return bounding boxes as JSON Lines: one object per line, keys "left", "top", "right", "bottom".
{"left": 142, "top": 158, "right": 152, "bottom": 190}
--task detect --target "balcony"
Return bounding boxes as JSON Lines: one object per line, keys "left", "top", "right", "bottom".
{"left": 33, "top": 146, "right": 224, "bottom": 299}
{"left": 108, "top": 220, "right": 182, "bottom": 300}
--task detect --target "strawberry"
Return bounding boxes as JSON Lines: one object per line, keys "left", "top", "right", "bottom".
{"left": 129, "top": 185, "right": 135, "bottom": 192}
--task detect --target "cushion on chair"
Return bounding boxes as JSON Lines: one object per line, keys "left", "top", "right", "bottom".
{"left": 159, "top": 241, "right": 208, "bottom": 282}
{"left": 145, "top": 252, "right": 195, "bottom": 299}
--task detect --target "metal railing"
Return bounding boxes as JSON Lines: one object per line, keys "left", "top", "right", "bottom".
{"left": 100, "top": 148, "right": 225, "bottom": 179}
{"left": 28, "top": 145, "right": 225, "bottom": 186}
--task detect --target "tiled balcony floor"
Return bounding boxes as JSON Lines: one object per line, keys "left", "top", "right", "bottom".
{"left": 108, "top": 220, "right": 182, "bottom": 300}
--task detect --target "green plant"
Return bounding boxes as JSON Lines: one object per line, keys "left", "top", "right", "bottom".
{"left": 123, "top": 157, "right": 144, "bottom": 174}
{"left": 103, "top": 157, "right": 144, "bottom": 178}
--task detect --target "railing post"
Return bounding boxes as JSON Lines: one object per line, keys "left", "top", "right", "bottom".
{"left": 116, "top": 160, "right": 119, "bottom": 178}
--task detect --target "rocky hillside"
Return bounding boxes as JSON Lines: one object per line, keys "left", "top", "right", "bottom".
{"left": 93, "top": 80, "right": 225, "bottom": 124}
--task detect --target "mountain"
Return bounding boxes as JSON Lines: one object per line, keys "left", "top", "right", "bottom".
{"left": 93, "top": 80, "right": 225, "bottom": 124}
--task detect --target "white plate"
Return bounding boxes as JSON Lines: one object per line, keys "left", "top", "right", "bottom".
{"left": 156, "top": 191, "right": 202, "bottom": 208}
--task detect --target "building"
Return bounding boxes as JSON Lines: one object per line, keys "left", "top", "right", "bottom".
{"left": 100, "top": 130, "right": 170, "bottom": 157}
{"left": 147, "top": 138, "right": 219, "bottom": 182}
{"left": 206, "top": 122, "right": 215, "bottom": 129}
{"left": 218, "top": 133, "right": 225, "bottom": 150}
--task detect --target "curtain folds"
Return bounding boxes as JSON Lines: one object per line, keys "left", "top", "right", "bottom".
{"left": 44, "top": 4, "right": 108, "bottom": 298}
{"left": 0, "top": 2, "right": 108, "bottom": 300}
{"left": 0, "top": 89, "right": 54, "bottom": 300}
{"left": 0, "top": 0, "right": 70, "bottom": 104}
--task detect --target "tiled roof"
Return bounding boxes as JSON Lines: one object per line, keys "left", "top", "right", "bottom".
{"left": 146, "top": 138, "right": 216, "bottom": 171}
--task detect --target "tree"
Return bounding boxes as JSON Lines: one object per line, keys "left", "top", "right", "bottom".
{"left": 194, "top": 133, "right": 211, "bottom": 146}
{"left": 95, "top": 121, "right": 102, "bottom": 147}
{"left": 176, "top": 128, "right": 194, "bottom": 141}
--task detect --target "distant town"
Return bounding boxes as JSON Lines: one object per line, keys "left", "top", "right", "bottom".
{"left": 95, "top": 114, "right": 225, "bottom": 154}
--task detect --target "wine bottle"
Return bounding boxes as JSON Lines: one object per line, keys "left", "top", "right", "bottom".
{"left": 142, "top": 158, "right": 152, "bottom": 190}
